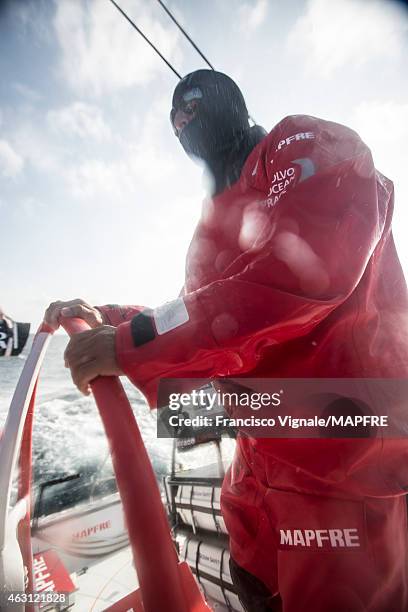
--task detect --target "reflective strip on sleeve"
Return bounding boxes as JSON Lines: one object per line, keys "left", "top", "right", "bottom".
{"left": 154, "top": 298, "right": 189, "bottom": 335}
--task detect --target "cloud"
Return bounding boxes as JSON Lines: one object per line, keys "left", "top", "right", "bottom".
{"left": 12, "top": 0, "right": 52, "bottom": 44}
{"left": 13, "top": 122, "right": 62, "bottom": 174}
{"left": 53, "top": 0, "right": 182, "bottom": 96}
{"left": 64, "top": 96, "right": 178, "bottom": 199}
{"left": 13, "top": 82, "right": 43, "bottom": 103}
{"left": 65, "top": 139, "right": 177, "bottom": 201}
{"left": 9, "top": 91, "right": 178, "bottom": 207}
{"left": 236, "top": 0, "right": 268, "bottom": 35}
{"left": 48, "top": 102, "right": 111, "bottom": 141}
{"left": 350, "top": 99, "right": 408, "bottom": 268}
{"left": 19, "top": 196, "right": 46, "bottom": 219}
{"left": 288, "top": 0, "right": 408, "bottom": 77}
{"left": 0, "top": 140, "right": 24, "bottom": 178}
{"left": 351, "top": 100, "right": 408, "bottom": 171}
{"left": 66, "top": 157, "right": 133, "bottom": 200}
{"left": 350, "top": 100, "right": 408, "bottom": 196}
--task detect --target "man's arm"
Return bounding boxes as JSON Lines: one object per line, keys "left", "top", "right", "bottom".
{"left": 96, "top": 304, "right": 145, "bottom": 327}
{"left": 43, "top": 299, "right": 147, "bottom": 395}
{"left": 115, "top": 116, "right": 388, "bottom": 407}
{"left": 43, "top": 299, "right": 145, "bottom": 330}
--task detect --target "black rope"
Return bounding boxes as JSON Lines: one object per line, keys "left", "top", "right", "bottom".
{"left": 156, "top": 0, "right": 215, "bottom": 71}
{"left": 108, "top": 0, "right": 182, "bottom": 79}
{"left": 155, "top": 1, "right": 259, "bottom": 123}
{"left": 108, "top": 0, "right": 258, "bottom": 124}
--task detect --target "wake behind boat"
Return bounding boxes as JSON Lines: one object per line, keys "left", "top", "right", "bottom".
{"left": 0, "top": 322, "right": 243, "bottom": 611}
{"left": 29, "top": 426, "right": 243, "bottom": 610}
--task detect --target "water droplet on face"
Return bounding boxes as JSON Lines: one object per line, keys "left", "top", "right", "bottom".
{"left": 273, "top": 231, "right": 330, "bottom": 296}
{"left": 189, "top": 237, "right": 216, "bottom": 264}
{"left": 201, "top": 197, "right": 216, "bottom": 226}
{"left": 211, "top": 312, "right": 239, "bottom": 343}
{"left": 215, "top": 250, "right": 234, "bottom": 273}
{"left": 238, "top": 204, "right": 271, "bottom": 251}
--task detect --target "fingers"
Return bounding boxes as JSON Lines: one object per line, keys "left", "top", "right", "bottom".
{"left": 64, "top": 329, "right": 96, "bottom": 365}
{"left": 43, "top": 298, "right": 101, "bottom": 330}
{"left": 44, "top": 298, "right": 80, "bottom": 330}
{"left": 64, "top": 326, "right": 121, "bottom": 395}
{"left": 71, "top": 360, "right": 99, "bottom": 395}
{"left": 64, "top": 350, "right": 93, "bottom": 369}
{"left": 65, "top": 334, "right": 97, "bottom": 395}
{"left": 60, "top": 304, "right": 103, "bottom": 328}
{"left": 44, "top": 300, "right": 64, "bottom": 330}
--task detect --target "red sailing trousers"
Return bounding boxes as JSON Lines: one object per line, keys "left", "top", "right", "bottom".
{"left": 221, "top": 439, "right": 408, "bottom": 612}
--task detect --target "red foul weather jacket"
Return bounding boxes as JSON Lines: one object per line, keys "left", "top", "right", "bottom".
{"left": 99, "top": 114, "right": 408, "bottom": 608}
{"left": 99, "top": 113, "right": 408, "bottom": 490}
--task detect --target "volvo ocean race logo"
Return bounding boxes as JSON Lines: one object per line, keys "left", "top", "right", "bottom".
{"left": 259, "top": 157, "right": 316, "bottom": 209}
{"left": 267, "top": 166, "right": 296, "bottom": 197}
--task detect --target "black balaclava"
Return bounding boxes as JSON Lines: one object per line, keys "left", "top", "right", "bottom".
{"left": 171, "top": 69, "right": 267, "bottom": 195}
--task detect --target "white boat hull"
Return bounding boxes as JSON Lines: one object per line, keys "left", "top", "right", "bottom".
{"left": 32, "top": 492, "right": 129, "bottom": 575}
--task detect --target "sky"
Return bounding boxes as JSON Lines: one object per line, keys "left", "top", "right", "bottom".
{"left": 1, "top": 0, "right": 408, "bottom": 326}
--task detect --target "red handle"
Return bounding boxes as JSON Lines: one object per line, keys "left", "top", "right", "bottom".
{"left": 61, "top": 318, "right": 188, "bottom": 612}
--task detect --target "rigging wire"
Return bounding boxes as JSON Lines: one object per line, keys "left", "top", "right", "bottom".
{"left": 108, "top": 0, "right": 182, "bottom": 79}
{"left": 155, "top": 0, "right": 215, "bottom": 71}
{"left": 153, "top": 2, "right": 260, "bottom": 124}
{"left": 108, "top": 0, "right": 258, "bottom": 125}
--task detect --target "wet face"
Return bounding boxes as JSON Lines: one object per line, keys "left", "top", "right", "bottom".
{"left": 171, "top": 98, "right": 199, "bottom": 137}
{"left": 170, "top": 71, "right": 250, "bottom": 166}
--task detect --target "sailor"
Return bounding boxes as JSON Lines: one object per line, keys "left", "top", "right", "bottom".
{"left": 44, "top": 69, "right": 408, "bottom": 611}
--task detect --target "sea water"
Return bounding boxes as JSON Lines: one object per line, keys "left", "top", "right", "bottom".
{"left": 0, "top": 334, "right": 233, "bottom": 513}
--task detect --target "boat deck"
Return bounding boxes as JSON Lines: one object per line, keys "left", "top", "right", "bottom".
{"left": 71, "top": 547, "right": 137, "bottom": 611}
